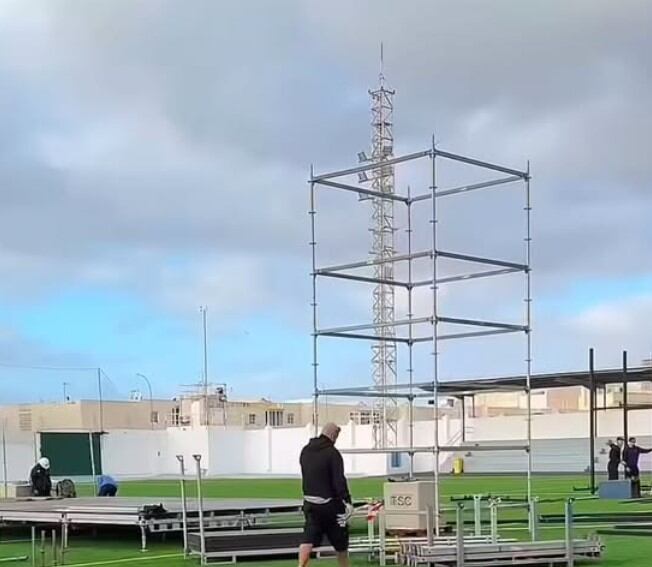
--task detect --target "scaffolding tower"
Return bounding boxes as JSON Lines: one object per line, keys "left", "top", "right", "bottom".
{"left": 309, "top": 121, "right": 532, "bottom": 532}
{"left": 367, "top": 68, "right": 398, "bottom": 448}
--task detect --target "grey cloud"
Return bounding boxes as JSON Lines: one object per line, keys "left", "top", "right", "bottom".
{"left": 0, "top": 0, "right": 650, "bottom": 385}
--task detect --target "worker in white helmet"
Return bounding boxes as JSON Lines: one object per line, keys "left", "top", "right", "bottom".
{"left": 29, "top": 457, "right": 52, "bottom": 497}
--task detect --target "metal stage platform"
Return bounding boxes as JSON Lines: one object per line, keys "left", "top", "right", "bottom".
{"left": 0, "top": 497, "right": 303, "bottom": 551}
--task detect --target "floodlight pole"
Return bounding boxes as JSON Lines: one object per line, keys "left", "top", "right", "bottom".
{"left": 97, "top": 368, "right": 104, "bottom": 433}
{"left": 136, "top": 373, "right": 154, "bottom": 429}
{"left": 200, "top": 307, "right": 209, "bottom": 427}
{"left": 623, "top": 350, "right": 629, "bottom": 442}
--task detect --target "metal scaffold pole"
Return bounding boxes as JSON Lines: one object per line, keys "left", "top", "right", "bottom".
{"left": 430, "top": 138, "right": 441, "bottom": 534}
{"left": 525, "top": 162, "right": 533, "bottom": 502}
{"left": 407, "top": 185, "right": 415, "bottom": 478}
{"left": 310, "top": 165, "right": 319, "bottom": 436}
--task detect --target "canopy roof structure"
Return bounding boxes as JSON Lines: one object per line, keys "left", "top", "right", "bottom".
{"left": 317, "top": 366, "right": 652, "bottom": 400}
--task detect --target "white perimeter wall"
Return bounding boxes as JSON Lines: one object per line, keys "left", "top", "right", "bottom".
{"left": 99, "top": 422, "right": 398, "bottom": 478}
{"left": 1, "top": 431, "right": 38, "bottom": 482}
{"left": 3, "top": 408, "right": 648, "bottom": 480}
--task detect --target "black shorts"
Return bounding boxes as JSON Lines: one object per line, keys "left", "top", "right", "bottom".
{"left": 302, "top": 500, "right": 349, "bottom": 552}
{"left": 625, "top": 465, "right": 640, "bottom": 479}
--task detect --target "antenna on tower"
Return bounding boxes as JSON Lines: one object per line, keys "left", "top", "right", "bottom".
{"left": 379, "top": 41, "right": 385, "bottom": 84}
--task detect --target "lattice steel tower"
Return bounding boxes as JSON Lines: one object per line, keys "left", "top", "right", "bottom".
{"left": 367, "top": 57, "right": 398, "bottom": 447}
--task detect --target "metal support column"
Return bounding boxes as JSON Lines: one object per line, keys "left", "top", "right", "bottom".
{"left": 139, "top": 521, "right": 147, "bottom": 553}
{"left": 309, "top": 166, "right": 319, "bottom": 436}
{"left": 490, "top": 500, "right": 498, "bottom": 544}
{"left": 565, "top": 499, "right": 574, "bottom": 567}
{"left": 88, "top": 431, "right": 97, "bottom": 491}
{"left": 623, "top": 350, "right": 629, "bottom": 441}
{"left": 176, "top": 455, "right": 189, "bottom": 557}
{"left": 31, "top": 527, "right": 36, "bottom": 567}
{"left": 456, "top": 504, "right": 465, "bottom": 567}
{"left": 407, "top": 185, "right": 415, "bottom": 479}
{"left": 529, "top": 497, "right": 539, "bottom": 541}
{"left": 193, "top": 454, "right": 206, "bottom": 565}
{"left": 2, "top": 421, "right": 7, "bottom": 498}
{"left": 461, "top": 397, "right": 466, "bottom": 443}
{"left": 589, "top": 348, "right": 596, "bottom": 494}
{"left": 426, "top": 505, "right": 434, "bottom": 546}
{"left": 473, "top": 495, "right": 482, "bottom": 536}
{"left": 525, "top": 163, "right": 533, "bottom": 502}
{"left": 430, "top": 137, "right": 441, "bottom": 535}
{"left": 97, "top": 368, "right": 104, "bottom": 433}
{"left": 379, "top": 510, "right": 387, "bottom": 567}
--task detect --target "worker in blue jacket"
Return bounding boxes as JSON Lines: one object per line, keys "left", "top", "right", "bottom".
{"left": 622, "top": 437, "right": 652, "bottom": 498}
{"left": 97, "top": 475, "right": 119, "bottom": 497}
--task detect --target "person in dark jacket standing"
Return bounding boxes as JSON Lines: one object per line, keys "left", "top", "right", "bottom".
{"left": 622, "top": 437, "right": 652, "bottom": 498}
{"left": 607, "top": 437, "right": 624, "bottom": 480}
{"left": 29, "top": 457, "right": 52, "bottom": 497}
{"left": 298, "top": 422, "right": 353, "bottom": 567}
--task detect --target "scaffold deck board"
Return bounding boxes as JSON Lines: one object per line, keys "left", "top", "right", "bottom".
{"left": 0, "top": 497, "right": 302, "bottom": 530}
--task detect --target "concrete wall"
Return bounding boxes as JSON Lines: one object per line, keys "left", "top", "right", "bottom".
{"left": 0, "top": 431, "right": 38, "bottom": 482}
{"left": 0, "top": 401, "right": 179, "bottom": 434}
{"left": 3, "top": 407, "right": 651, "bottom": 480}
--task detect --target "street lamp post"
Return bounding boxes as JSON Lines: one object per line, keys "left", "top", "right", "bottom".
{"left": 136, "top": 373, "right": 155, "bottom": 429}
{"left": 200, "top": 306, "right": 209, "bottom": 427}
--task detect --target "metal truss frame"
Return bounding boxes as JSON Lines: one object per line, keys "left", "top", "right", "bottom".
{"left": 309, "top": 142, "right": 532, "bottom": 535}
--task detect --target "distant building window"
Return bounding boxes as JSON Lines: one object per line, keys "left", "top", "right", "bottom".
{"left": 391, "top": 452, "right": 402, "bottom": 468}
{"left": 287, "top": 413, "right": 295, "bottom": 425}
{"left": 248, "top": 414, "right": 256, "bottom": 425}
{"left": 18, "top": 409, "right": 32, "bottom": 432}
{"left": 349, "top": 409, "right": 380, "bottom": 426}
{"left": 265, "top": 410, "right": 283, "bottom": 427}
{"left": 151, "top": 411, "right": 159, "bottom": 424}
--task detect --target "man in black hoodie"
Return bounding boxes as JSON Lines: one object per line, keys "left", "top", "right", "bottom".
{"left": 623, "top": 437, "right": 652, "bottom": 498}
{"left": 607, "top": 437, "right": 624, "bottom": 480}
{"left": 299, "top": 422, "right": 352, "bottom": 567}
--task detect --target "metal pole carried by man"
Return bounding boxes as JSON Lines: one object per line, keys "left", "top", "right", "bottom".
{"left": 298, "top": 423, "right": 353, "bottom": 567}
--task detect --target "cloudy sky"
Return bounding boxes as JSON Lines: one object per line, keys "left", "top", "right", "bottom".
{"left": 0, "top": 0, "right": 650, "bottom": 403}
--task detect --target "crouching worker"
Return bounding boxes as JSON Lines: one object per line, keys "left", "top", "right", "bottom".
{"left": 97, "top": 474, "right": 119, "bottom": 497}
{"left": 299, "top": 423, "right": 353, "bottom": 567}
{"left": 30, "top": 457, "right": 52, "bottom": 497}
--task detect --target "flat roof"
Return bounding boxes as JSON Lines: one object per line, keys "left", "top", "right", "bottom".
{"left": 420, "top": 367, "right": 652, "bottom": 397}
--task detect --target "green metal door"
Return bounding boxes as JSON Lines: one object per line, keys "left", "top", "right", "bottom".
{"left": 39, "top": 433, "right": 102, "bottom": 476}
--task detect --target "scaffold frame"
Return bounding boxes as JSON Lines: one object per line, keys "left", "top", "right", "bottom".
{"left": 309, "top": 143, "right": 532, "bottom": 534}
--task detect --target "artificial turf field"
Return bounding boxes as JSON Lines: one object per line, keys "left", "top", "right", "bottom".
{"left": 0, "top": 475, "right": 650, "bottom": 566}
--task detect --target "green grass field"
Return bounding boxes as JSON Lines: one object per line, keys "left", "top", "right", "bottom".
{"left": 1, "top": 475, "right": 650, "bottom": 566}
